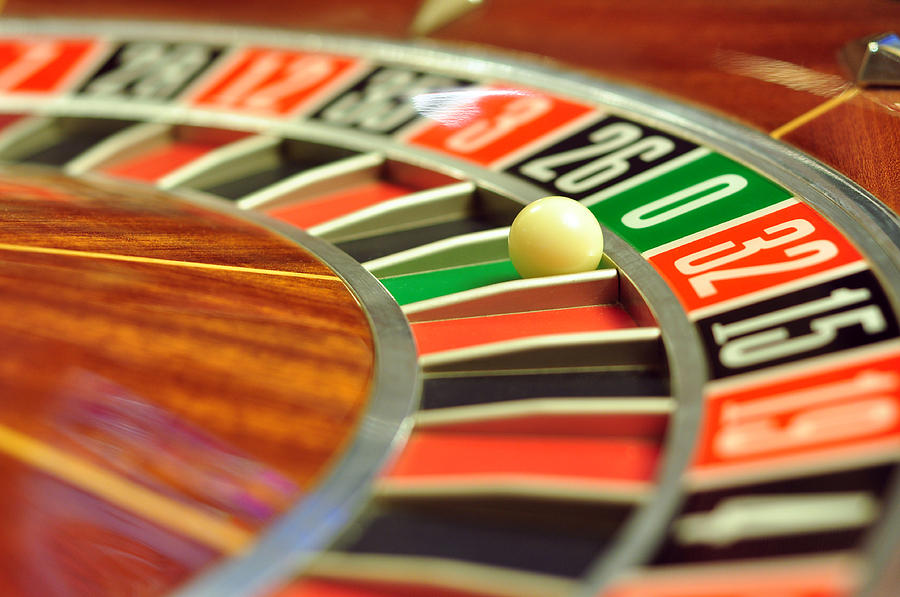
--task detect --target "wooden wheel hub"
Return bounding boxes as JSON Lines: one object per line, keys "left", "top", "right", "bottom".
{"left": 0, "top": 166, "right": 377, "bottom": 543}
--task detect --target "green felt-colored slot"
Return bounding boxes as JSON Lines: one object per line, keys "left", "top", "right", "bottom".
{"left": 379, "top": 260, "right": 521, "bottom": 305}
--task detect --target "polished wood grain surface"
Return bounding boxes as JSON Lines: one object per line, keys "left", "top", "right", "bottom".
{"left": 0, "top": 456, "right": 217, "bottom": 596}
{"left": 7, "top": 0, "right": 897, "bottom": 213}
{"left": 0, "top": 167, "right": 374, "bottom": 595}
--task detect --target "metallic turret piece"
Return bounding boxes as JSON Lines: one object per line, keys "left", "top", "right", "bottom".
{"left": 841, "top": 32, "right": 900, "bottom": 87}
{"left": 410, "top": 0, "right": 483, "bottom": 36}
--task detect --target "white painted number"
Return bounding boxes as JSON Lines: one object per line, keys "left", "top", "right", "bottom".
{"left": 445, "top": 95, "right": 552, "bottom": 152}
{"left": 210, "top": 52, "right": 336, "bottom": 110}
{"left": 712, "top": 287, "right": 888, "bottom": 368}
{"left": 621, "top": 174, "right": 747, "bottom": 229}
{"left": 715, "top": 370, "right": 900, "bottom": 458}
{"left": 675, "top": 493, "right": 878, "bottom": 547}
{"left": 322, "top": 68, "right": 456, "bottom": 132}
{"left": 519, "top": 121, "right": 675, "bottom": 193}
{"left": 674, "top": 219, "right": 839, "bottom": 298}
{"left": 84, "top": 42, "right": 212, "bottom": 100}
{"left": 716, "top": 398, "right": 898, "bottom": 457}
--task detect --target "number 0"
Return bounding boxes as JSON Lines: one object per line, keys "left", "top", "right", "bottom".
{"left": 621, "top": 174, "right": 747, "bottom": 229}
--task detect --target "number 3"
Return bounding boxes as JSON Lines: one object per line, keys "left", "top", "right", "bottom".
{"left": 444, "top": 95, "right": 552, "bottom": 153}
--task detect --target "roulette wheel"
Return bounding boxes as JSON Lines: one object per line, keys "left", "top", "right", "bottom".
{"left": 0, "top": 1, "right": 898, "bottom": 596}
